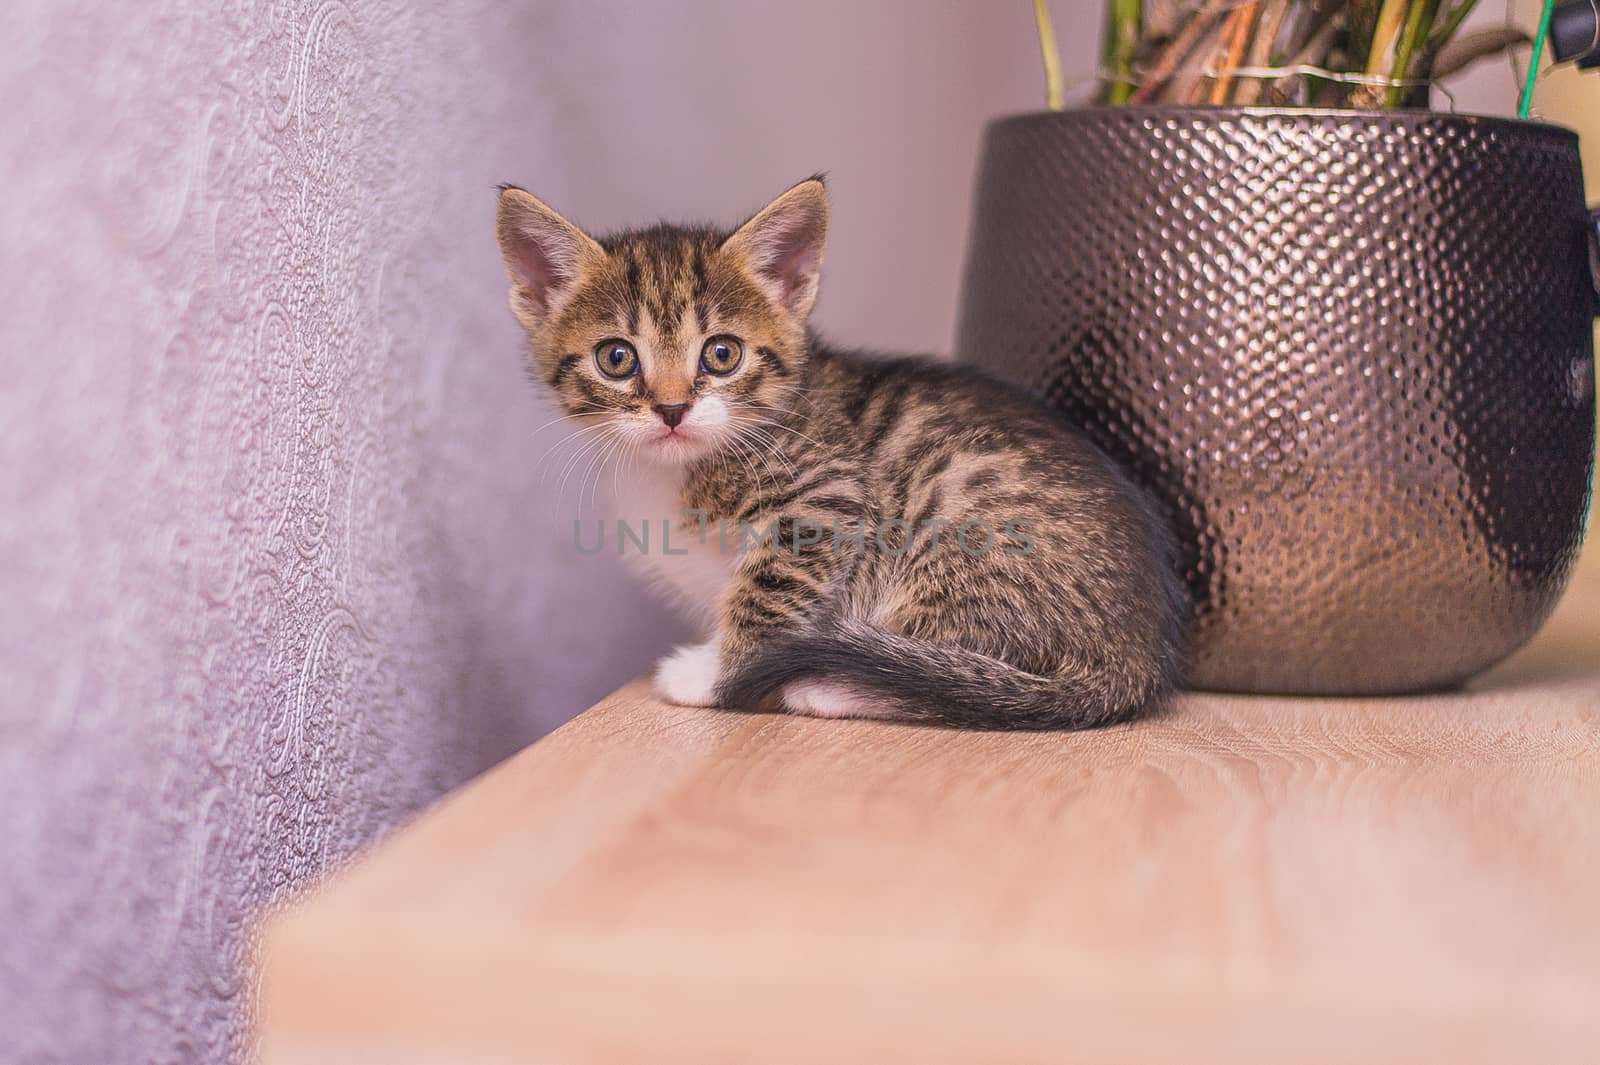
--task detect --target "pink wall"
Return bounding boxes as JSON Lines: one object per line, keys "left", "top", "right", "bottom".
{"left": 0, "top": 1, "right": 1052, "bottom": 1061}
{"left": 521, "top": 2, "right": 1048, "bottom": 352}
{"left": 0, "top": 2, "right": 671, "bottom": 1061}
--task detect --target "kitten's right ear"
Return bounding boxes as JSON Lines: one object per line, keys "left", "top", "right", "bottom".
{"left": 496, "top": 186, "right": 604, "bottom": 327}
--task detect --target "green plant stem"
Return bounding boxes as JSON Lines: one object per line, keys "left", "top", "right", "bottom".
{"left": 1100, "top": 0, "right": 1143, "bottom": 104}
{"left": 1519, "top": 0, "right": 1555, "bottom": 117}
{"left": 1366, "top": 0, "right": 1412, "bottom": 71}
{"left": 1356, "top": 0, "right": 1411, "bottom": 104}
{"left": 1383, "top": 0, "right": 1438, "bottom": 106}
{"left": 1034, "top": 0, "right": 1066, "bottom": 109}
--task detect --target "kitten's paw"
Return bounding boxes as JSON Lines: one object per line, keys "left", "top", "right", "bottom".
{"left": 781, "top": 680, "right": 895, "bottom": 720}
{"left": 654, "top": 640, "right": 723, "bottom": 707}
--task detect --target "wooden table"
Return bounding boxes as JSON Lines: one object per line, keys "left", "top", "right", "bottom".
{"left": 259, "top": 563, "right": 1600, "bottom": 1064}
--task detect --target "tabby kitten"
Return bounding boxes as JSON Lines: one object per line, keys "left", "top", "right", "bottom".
{"left": 496, "top": 178, "right": 1184, "bottom": 730}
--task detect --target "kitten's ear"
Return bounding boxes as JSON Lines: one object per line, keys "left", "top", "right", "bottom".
{"left": 723, "top": 177, "right": 830, "bottom": 319}
{"left": 496, "top": 186, "right": 604, "bottom": 326}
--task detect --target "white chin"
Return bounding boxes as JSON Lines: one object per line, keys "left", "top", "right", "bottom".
{"left": 644, "top": 432, "right": 711, "bottom": 463}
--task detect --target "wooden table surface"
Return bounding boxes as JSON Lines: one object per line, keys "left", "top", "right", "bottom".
{"left": 259, "top": 563, "right": 1600, "bottom": 1065}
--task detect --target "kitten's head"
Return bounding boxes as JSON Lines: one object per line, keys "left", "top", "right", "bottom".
{"left": 495, "top": 178, "right": 828, "bottom": 465}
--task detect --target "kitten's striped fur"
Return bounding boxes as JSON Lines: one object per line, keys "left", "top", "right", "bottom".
{"left": 497, "top": 178, "right": 1184, "bottom": 729}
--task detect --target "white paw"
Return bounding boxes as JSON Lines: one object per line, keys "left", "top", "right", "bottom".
{"left": 654, "top": 640, "right": 723, "bottom": 707}
{"left": 780, "top": 680, "right": 893, "bottom": 720}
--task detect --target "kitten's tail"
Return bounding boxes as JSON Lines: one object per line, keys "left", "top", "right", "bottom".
{"left": 716, "top": 617, "right": 1177, "bottom": 731}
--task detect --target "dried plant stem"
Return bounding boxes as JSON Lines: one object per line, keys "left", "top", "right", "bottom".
{"left": 1184, "top": 14, "right": 1235, "bottom": 102}
{"left": 1078, "top": 0, "right": 1524, "bottom": 111}
{"left": 1425, "top": 0, "right": 1480, "bottom": 54}
{"left": 1128, "top": 0, "right": 1231, "bottom": 103}
{"left": 1268, "top": 14, "right": 1341, "bottom": 103}
{"left": 1235, "top": 0, "right": 1293, "bottom": 103}
{"left": 1286, "top": 13, "right": 1344, "bottom": 65}
{"left": 1211, "top": 1, "right": 1261, "bottom": 102}
{"left": 1144, "top": 0, "right": 1182, "bottom": 40}
{"left": 1347, "top": 0, "right": 1384, "bottom": 71}
{"left": 1432, "top": 25, "right": 1527, "bottom": 77}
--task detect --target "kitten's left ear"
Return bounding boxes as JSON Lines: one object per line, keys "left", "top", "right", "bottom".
{"left": 723, "top": 177, "right": 830, "bottom": 319}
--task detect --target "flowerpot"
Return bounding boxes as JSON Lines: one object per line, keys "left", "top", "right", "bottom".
{"left": 954, "top": 107, "right": 1598, "bottom": 695}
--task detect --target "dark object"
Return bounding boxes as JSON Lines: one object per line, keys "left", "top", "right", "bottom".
{"left": 1551, "top": 0, "right": 1600, "bottom": 68}
{"left": 1591, "top": 209, "right": 1600, "bottom": 303}
{"left": 955, "top": 107, "right": 1597, "bottom": 695}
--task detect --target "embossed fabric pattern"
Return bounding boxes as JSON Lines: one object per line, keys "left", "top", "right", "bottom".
{"left": 0, "top": 3, "right": 679, "bottom": 1062}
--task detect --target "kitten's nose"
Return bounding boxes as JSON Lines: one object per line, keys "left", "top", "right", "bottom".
{"left": 653, "top": 402, "right": 690, "bottom": 428}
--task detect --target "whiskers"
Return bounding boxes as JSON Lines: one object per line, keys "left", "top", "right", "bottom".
{"left": 737, "top": 402, "right": 829, "bottom": 450}
{"left": 531, "top": 397, "right": 824, "bottom": 521}
{"left": 535, "top": 405, "right": 637, "bottom": 512}
{"left": 727, "top": 420, "right": 797, "bottom": 485}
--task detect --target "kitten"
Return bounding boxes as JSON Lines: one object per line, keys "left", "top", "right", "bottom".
{"left": 495, "top": 177, "right": 1185, "bottom": 730}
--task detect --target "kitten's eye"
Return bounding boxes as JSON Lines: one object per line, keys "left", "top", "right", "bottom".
{"left": 699, "top": 335, "right": 744, "bottom": 376}
{"left": 594, "top": 340, "right": 638, "bottom": 379}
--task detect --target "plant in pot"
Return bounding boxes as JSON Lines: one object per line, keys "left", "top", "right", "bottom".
{"left": 954, "top": 0, "right": 1600, "bottom": 694}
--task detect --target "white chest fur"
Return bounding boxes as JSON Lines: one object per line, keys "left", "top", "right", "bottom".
{"left": 605, "top": 461, "right": 739, "bottom": 629}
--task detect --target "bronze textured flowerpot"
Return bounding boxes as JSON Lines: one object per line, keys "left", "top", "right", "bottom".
{"left": 954, "top": 107, "right": 1598, "bottom": 695}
